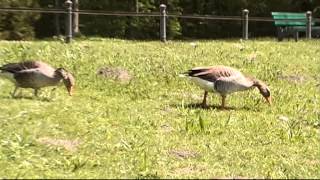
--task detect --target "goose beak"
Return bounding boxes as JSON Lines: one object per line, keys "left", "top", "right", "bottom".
{"left": 63, "top": 79, "right": 74, "bottom": 96}
{"left": 67, "top": 85, "right": 74, "bottom": 96}
{"left": 63, "top": 72, "right": 75, "bottom": 96}
{"left": 264, "top": 96, "right": 272, "bottom": 105}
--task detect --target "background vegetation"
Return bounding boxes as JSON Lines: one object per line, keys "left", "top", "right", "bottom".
{"left": 1, "top": 0, "right": 320, "bottom": 40}
{"left": 0, "top": 38, "right": 319, "bottom": 178}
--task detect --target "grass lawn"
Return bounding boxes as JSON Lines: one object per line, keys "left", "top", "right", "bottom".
{"left": 0, "top": 38, "right": 319, "bottom": 178}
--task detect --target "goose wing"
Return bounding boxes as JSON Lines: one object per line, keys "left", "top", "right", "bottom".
{"left": 187, "top": 66, "right": 252, "bottom": 94}
{"left": 186, "top": 66, "right": 241, "bottom": 82}
{"left": 1, "top": 61, "right": 56, "bottom": 76}
{"left": 0, "top": 61, "right": 44, "bottom": 73}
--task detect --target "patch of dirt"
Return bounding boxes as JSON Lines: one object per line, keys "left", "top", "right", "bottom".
{"left": 277, "top": 115, "right": 289, "bottom": 122}
{"left": 174, "top": 166, "right": 195, "bottom": 174}
{"left": 211, "top": 176, "right": 253, "bottom": 179}
{"left": 160, "top": 106, "right": 175, "bottom": 115}
{"left": 189, "top": 42, "right": 198, "bottom": 48}
{"left": 246, "top": 52, "right": 258, "bottom": 62}
{"left": 36, "top": 137, "right": 80, "bottom": 152}
{"left": 97, "top": 67, "right": 133, "bottom": 83}
{"left": 306, "top": 159, "right": 320, "bottom": 165}
{"left": 233, "top": 43, "right": 245, "bottom": 51}
{"left": 172, "top": 92, "right": 203, "bottom": 101}
{"left": 168, "top": 149, "right": 199, "bottom": 159}
{"left": 160, "top": 124, "right": 174, "bottom": 133}
{"left": 278, "top": 74, "right": 308, "bottom": 84}
{"left": 174, "top": 165, "right": 205, "bottom": 175}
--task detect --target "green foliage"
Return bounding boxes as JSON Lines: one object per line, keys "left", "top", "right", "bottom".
{"left": 1, "top": 0, "right": 320, "bottom": 39}
{"left": 0, "top": 38, "right": 319, "bottom": 178}
{"left": 78, "top": 0, "right": 181, "bottom": 39}
{"left": 0, "top": 0, "right": 40, "bottom": 40}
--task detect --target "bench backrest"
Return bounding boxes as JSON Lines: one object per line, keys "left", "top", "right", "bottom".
{"left": 271, "top": 12, "right": 312, "bottom": 26}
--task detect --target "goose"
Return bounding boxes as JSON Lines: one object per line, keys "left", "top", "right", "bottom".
{"left": 180, "top": 65, "right": 271, "bottom": 108}
{"left": 0, "top": 61, "right": 75, "bottom": 97}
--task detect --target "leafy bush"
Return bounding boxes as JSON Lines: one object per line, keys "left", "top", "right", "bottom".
{"left": 0, "top": 0, "right": 40, "bottom": 40}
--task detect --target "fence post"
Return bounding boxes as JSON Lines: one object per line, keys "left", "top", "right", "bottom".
{"left": 306, "top": 11, "right": 312, "bottom": 39}
{"left": 242, "top": 9, "right": 249, "bottom": 40}
{"left": 54, "top": 0, "right": 61, "bottom": 36}
{"left": 160, "top": 4, "right": 167, "bottom": 42}
{"left": 65, "top": 0, "right": 73, "bottom": 43}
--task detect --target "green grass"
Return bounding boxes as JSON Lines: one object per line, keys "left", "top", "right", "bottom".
{"left": 0, "top": 38, "right": 319, "bottom": 178}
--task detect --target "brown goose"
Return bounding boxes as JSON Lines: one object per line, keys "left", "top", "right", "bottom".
{"left": 0, "top": 61, "right": 75, "bottom": 97}
{"left": 181, "top": 65, "right": 271, "bottom": 108}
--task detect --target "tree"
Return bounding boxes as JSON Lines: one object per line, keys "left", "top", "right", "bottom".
{"left": 0, "top": 0, "right": 40, "bottom": 40}
{"left": 1, "top": 0, "right": 320, "bottom": 40}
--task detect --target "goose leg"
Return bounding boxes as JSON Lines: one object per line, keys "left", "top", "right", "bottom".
{"left": 50, "top": 87, "right": 57, "bottom": 98}
{"left": 34, "top": 88, "right": 39, "bottom": 97}
{"left": 221, "top": 95, "right": 226, "bottom": 109}
{"left": 11, "top": 87, "right": 19, "bottom": 97}
{"left": 202, "top": 91, "right": 208, "bottom": 108}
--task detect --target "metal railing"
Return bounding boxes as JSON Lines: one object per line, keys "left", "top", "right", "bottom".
{"left": 0, "top": 2, "right": 319, "bottom": 43}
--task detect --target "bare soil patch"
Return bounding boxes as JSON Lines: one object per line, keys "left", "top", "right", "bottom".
{"left": 174, "top": 165, "right": 206, "bottom": 175}
{"left": 36, "top": 137, "right": 80, "bottom": 152}
{"left": 278, "top": 74, "right": 308, "bottom": 84}
{"left": 168, "top": 149, "right": 199, "bottom": 159}
{"left": 97, "top": 67, "right": 133, "bottom": 83}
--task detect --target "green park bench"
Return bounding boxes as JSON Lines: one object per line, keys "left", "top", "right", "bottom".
{"left": 271, "top": 12, "right": 320, "bottom": 41}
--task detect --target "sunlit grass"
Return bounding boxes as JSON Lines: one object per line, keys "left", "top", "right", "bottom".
{"left": 0, "top": 38, "right": 319, "bottom": 178}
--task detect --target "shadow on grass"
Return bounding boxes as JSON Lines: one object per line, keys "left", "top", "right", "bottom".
{"left": 170, "top": 103, "right": 254, "bottom": 111}
{"left": 0, "top": 94, "right": 52, "bottom": 102}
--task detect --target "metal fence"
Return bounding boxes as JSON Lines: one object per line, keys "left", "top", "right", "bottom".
{"left": 0, "top": 0, "right": 319, "bottom": 43}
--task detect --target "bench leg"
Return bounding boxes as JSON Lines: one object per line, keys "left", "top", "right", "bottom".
{"left": 312, "top": 29, "right": 320, "bottom": 38}
{"left": 277, "top": 27, "right": 284, "bottom": 41}
{"left": 294, "top": 30, "right": 299, "bottom": 42}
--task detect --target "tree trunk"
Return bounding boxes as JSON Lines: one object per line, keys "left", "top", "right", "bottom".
{"left": 73, "top": 0, "right": 79, "bottom": 34}
{"left": 54, "top": 0, "right": 61, "bottom": 35}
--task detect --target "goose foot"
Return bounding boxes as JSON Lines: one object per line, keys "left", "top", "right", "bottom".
{"left": 34, "top": 89, "right": 40, "bottom": 97}
{"left": 220, "top": 95, "right": 227, "bottom": 110}
{"left": 11, "top": 87, "right": 19, "bottom": 98}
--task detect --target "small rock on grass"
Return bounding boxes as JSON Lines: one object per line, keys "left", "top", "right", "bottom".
{"left": 168, "top": 149, "right": 199, "bottom": 159}
{"left": 97, "top": 67, "right": 133, "bottom": 84}
{"left": 36, "top": 137, "right": 80, "bottom": 152}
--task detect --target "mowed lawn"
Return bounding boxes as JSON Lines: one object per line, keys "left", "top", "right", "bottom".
{"left": 0, "top": 38, "right": 319, "bottom": 178}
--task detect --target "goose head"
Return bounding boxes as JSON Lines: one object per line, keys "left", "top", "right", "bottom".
{"left": 253, "top": 80, "right": 271, "bottom": 105}
{"left": 55, "top": 68, "right": 75, "bottom": 96}
{"left": 258, "top": 86, "right": 271, "bottom": 105}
